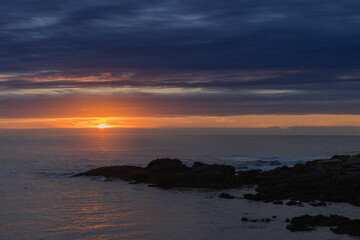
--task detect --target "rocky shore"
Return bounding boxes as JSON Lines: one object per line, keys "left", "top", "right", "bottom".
{"left": 75, "top": 154, "right": 360, "bottom": 206}
{"left": 75, "top": 154, "right": 360, "bottom": 237}
{"left": 241, "top": 154, "right": 360, "bottom": 206}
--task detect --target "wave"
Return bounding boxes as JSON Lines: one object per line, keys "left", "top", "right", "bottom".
{"left": 216, "top": 156, "right": 330, "bottom": 171}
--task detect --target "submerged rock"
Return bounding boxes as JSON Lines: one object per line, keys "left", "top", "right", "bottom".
{"left": 241, "top": 217, "right": 272, "bottom": 223}
{"left": 241, "top": 217, "right": 249, "bottom": 222}
{"left": 219, "top": 193, "right": 235, "bottom": 199}
{"left": 286, "top": 200, "right": 303, "bottom": 206}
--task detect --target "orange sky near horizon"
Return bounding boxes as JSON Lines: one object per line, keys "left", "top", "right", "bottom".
{"left": 1, "top": 114, "right": 360, "bottom": 129}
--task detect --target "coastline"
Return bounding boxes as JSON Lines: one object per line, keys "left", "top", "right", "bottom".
{"left": 75, "top": 154, "right": 360, "bottom": 237}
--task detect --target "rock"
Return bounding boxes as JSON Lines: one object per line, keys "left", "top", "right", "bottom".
{"left": 273, "top": 200, "right": 283, "bottom": 205}
{"left": 332, "top": 220, "right": 360, "bottom": 236}
{"left": 331, "top": 155, "right": 351, "bottom": 161}
{"left": 235, "top": 170, "right": 263, "bottom": 185}
{"left": 146, "top": 158, "right": 188, "bottom": 171}
{"left": 242, "top": 217, "right": 272, "bottom": 223}
{"left": 310, "top": 201, "right": 327, "bottom": 207}
{"left": 219, "top": 193, "right": 235, "bottom": 199}
{"left": 286, "top": 224, "right": 313, "bottom": 232}
{"left": 316, "top": 159, "right": 345, "bottom": 175}
{"left": 243, "top": 154, "right": 360, "bottom": 206}
{"left": 197, "top": 164, "right": 235, "bottom": 182}
{"left": 286, "top": 200, "right": 303, "bottom": 206}
{"left": 261, "top": 218, "right": 271, "bottom": 222}
{"left": 74, "top": 166, "right": 150, "bottom": 182}
{"left": 192, "top": 162, "right": 209, "bottom": 168}
{"left": 128, "top": 181, "right": 139, "bottom": 184}
{"left": 75, "top": 158, "right": 238, "bottom": 189}
{"left": 285, "top": 218, "right": 290, "bottom": 223}
{"left": 286, "top": 215, "right": 360, "bottom": 236}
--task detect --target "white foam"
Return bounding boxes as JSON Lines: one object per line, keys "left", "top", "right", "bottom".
{"left": 217, "top": 156, "right": 330, "bottom": 171}
{"left": 97, "top": 176, "right": 107, "bottom": 181}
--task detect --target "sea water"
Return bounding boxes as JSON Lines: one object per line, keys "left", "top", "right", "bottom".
{"left": 1, "top": 129, "right": 360, "bottom": 240}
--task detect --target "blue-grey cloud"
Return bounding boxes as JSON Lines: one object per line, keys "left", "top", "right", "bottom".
{"left": 1, "top": 0, "right": 360, "bottom": 117}
{"left": 1, "top": 0, "right": 360, "bottom": 71}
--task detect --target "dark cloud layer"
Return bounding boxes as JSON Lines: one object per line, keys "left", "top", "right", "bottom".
{"left": 0, "top": 0, "right": 360, "bottom": 117}
{"left": 1, "top": 0, "right": 360, "bottom": 70}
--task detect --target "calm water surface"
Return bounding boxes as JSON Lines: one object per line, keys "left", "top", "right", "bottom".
{"left": 1, "top": 130, "right": 360, "bottom": 239}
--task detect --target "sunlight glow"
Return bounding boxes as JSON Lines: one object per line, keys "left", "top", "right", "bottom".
{"left": 2, "top": 114, "right": 360, "bottom": 129}
{"left": 95, "top": 124, "right": 111, "bottom": 129}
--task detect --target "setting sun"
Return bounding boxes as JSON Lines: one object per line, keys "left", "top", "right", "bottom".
{"left": 95, "top": 124, "right": 111, "bottom": 128}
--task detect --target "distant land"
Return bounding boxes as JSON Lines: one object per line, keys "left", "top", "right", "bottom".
{"left": 2, "top": 126, "right": 360, "bottom": 136}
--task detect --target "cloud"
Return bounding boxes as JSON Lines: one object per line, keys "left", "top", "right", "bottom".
{"left": 1, "top": 68, "right": 360, "bottom": 117}
{"left": 1, "top": 0, "right": 360, "bottom": 71}
{"left": 0, "top": 0, "right": 360, "bottom": 119}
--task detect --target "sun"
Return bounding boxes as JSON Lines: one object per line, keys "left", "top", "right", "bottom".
{"left": 95, "top": 124, "right": 111, "bottom": 128}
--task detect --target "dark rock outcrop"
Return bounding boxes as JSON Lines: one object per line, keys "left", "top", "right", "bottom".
{"left": 75, "top": 158, "right": 236, "bottom": 189}
{"left": 75, "top": 154, "right": 360, "bottom": 205}
{"left": 243, "top": 154, "right": 360, "bottom": 206}
{"left": 146, "top": 158, "right": 188, "bottom": 172}
{"left": 74, "top": 166, "right": 150, "bottom": 182}
{"left": 286, "top": 215, "right": 360, "bottom": 237}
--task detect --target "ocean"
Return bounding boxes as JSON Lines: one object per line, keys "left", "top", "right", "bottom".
{"left": 1, "top": 129, "right": 360, "bottom": 240}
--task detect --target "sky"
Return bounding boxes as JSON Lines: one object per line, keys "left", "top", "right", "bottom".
{"left": 1, "top": 0, "right": 360, "bottom": 129}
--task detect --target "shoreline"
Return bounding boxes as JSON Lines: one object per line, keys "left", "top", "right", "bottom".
{"left": 75, "top": 154, "right": 360, "bottom": 237}
{"left": 75, "top": 154, "right": 360, "bottom": 205}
